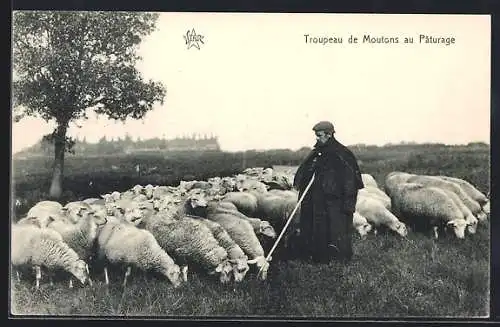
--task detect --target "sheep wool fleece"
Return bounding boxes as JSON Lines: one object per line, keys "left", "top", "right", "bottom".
{"left": 293, "top": 137, "right": 364, "bottom": 263}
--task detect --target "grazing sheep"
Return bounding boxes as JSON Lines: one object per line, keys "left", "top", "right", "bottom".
{"left": 438, "top": 188, "right": 478, "bottom": 234}
{"left": 358, "top": 187, "right": 391, "bottom": 210}
{"left": 406, "top": 175, "right": 486, "bottom": 221}
{"left": 11, "top": 224, "right": 90, "bottom": 289}
{"left": 137, "top": 212, "right": 232, "bottom": 283}
{"left": 384, "top": 172, "right": 416, "bottom": 197}
{"left": 96, "top": 216, "right": 186, "bottom": 288}
{"left": 389, "top": 182, "right": 468, "bottom": 239}
{"left": 353, "top": 212, "right": 372, "bottom": 239}
{"left": 361, "top": 173, "right": 378, "bottom": 188}
{"left": 204, "top": 201, "right": 270, "bottom": 280}
{"left": 222, "top": 192, "right": 259, "bottom": 217}
{"left": 195, "top": 217, "right": 250, "bottom": 283}
{"left": 439, "top": 175, "right": 490, "bottom": 215}
{"left": 208, "top": 200, "right": 277, "bottom": 239}
{"left": 355, "top": 193, "right": 407, "bottom": 237}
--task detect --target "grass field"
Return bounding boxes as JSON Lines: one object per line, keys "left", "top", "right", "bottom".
{"left": 10, "top": 144, "right": 491, "bottom": 318}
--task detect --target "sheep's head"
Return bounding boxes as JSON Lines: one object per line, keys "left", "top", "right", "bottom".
{"left": 187, "top": 189, "right": 208, "bottom": 209}
{"left": 465, "top": 215, "right": 478, "bottom": 234}
{"left": 446, "top": 219, "right": 467, "bottom": 239}
{"left": 240, "top": 180, "right": 269, "bottom": 194}
{"left": 259, "top": 221, "right": 277, "bottom": 238}
{"left": 392, "top": 221, "right": 408, "bottom": 237}
{"left": 248, "top": 256, "right": 270, "bottom": 281}
{"left": 131, "top": 184, "right": 143, "bottom": 195}
{"left": 144, "top": 184, "right": 155, "bottom": 198}
{"left": 229, "top": 257, "right": 250, "bottom": 283}
{"left": 69, "top": 260, "right": 90, "bottom": 285}
{"left": 476, "top": 210, "right": 488, "bottom": 222}
{"left": 355, "top": 222, "right": 372, "bottom": 240}
{"left": 212, "top": 261, "right": 233, "bottom": 284}
{"left": 162, "top": 264, "right": 186, "bottom": 288}
{"left": 482, "top": 201, "right": 490, "bottom": 216}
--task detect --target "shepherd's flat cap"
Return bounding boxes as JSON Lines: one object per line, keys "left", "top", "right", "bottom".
{"left": 312, "top": 121, "right": 335, "bottom": 133}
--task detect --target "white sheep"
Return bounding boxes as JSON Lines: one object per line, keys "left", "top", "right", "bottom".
{"left": 439, "top": 188, "right": 478, "bottom": 234}
{"left": 194, "top": 217, "right": 250, "bottom": 283}
{"left": 26, "top": 201, "right": 66, "bottom": 227}
{"left": 352, "top": 212, "right": 373, "bottom": 239}
{"left": 406, "top": 174, "right": 487, "bottom": 221}
{"left": 389, "top": 182, "right": 468, "bottom": 239}
{"left": 11, "top": 224, "right": 90, "bottom": 289}
{"left": 137, "top": 211, "right": 232, "bottom": 283}
{"left": 361, "top": 173, "right": 378, "bottom": 188}
{"left": 204, "top": 200, "right": 270, "bottom": 281}
{"left": 96, "top": 216, "right": 186, "bottom": 288}
{"left": 358, "top": 187, "right": 391, "bottom": 210}
{"left": 384, "top": 172, "right": 416, "bottom": 197}
{"left": 439, "top": 175, "right": 490, "bottom": 216}
{"left": 206, "top": 200, "right": 277, "bottom": 239}
{"left": 355, "top": 193, "right": 408, "bottom": 237}
{"left": 46, "top": 207, "right": 108, "bottom": 286}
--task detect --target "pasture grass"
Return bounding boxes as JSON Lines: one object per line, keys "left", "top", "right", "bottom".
{"left": 10, "top": 145, "right": 490, "bottom": 318}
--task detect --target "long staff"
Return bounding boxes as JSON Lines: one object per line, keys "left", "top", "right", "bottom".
{"left": 257, "top": 173, "right": 316, "bottom": 279}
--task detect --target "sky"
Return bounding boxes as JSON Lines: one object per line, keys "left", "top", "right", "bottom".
{"left": 11, "top": 13, "right": 491, "bottom": 153}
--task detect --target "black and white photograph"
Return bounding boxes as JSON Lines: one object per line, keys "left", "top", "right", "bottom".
{"left": 10, "top": 11, "right": 491, "bottom": 318}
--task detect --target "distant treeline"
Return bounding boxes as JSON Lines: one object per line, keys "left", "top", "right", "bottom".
{"left": 15, "top": 136, "right": 489, "bottom": 159}
{"left": 15, "top": 134, "right": 222, "bottom": 157}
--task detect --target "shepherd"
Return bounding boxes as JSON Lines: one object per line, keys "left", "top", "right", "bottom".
{"left": 293, "top": 121, "right": 364, "bottom": 264}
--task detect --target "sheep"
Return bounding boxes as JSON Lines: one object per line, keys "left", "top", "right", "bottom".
{"left": 207, "top": 200, "right": 277, "bottom": 239}
{"left": 353, "top": 212, "right": 372, "bottom": 239}
{"left": 222, "top": 192, "right": 258, "bottom": 217}
{"left": 11, "top": 224, "right": 90, "bottom": 289}
{"left": 26, "top": 201, "right": 65, "bottom": 227}
{"left": 438, "top": 176, "right": 490, "bottom": 215}
{"left": 96, "top": 216, "right": 186, "bottom": 288}
{"left": 46, "top": 207, "right": 108, "bottom": 286}
{"left": 194, "top": 217, "right": 250, "bottom": 282}
{"left": 358, "top": 187, "right": 391, "bottom": 210}
{"left": 361, "top": 173, "right": 378, "bottom": 188}
{"left": 137, "top": 212, "right": 233, "bottom": 283}
{"left": 389, "top": 182, "right": 468, "bottom": 239}
{"left": 355, "top": 193, "right": 407, "bottom": 237}
{"left": 439, "top": 188, "right": 478, "bottom": 234}
{"left": 406, "top": 175, "right": 487, "bottom": 221}
{"left": 204, "top": 200, "right": 270, "bottom": 280}
{"left": 62, "top": 201, "right": 95, "bottom": 224}
{"left": 384, "top": 172, "right": 416, "bottom": 197}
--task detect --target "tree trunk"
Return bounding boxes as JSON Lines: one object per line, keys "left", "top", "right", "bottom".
{"left": 49, "top": 123, "right": 68, "bottom": 199}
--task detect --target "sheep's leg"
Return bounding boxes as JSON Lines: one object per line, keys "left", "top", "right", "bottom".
{"left": 49, "top": 276, "right": 54, "bottom": 286}
{"left": 35, "top": 266, "right": 41, "bottom": 289}
{"left": 69, "top": 278, "right": 73, "bottom": 288}
{"left": 104, "top": 267, "right": 109, "bottom": 285}
{"left": 123, "top": 266, "right": 131, "bottom": 287}
{"left": 16, "top": 270, "right": 21, "bottom": 282}
{"left": 85, "top": 263, "right": 93, "bottom": 286}
{"left": 433, "top": 226, "right": 439, "bottom": 239}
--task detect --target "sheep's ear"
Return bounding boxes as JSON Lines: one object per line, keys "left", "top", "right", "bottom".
{"left": 447, "top": 221, "right": 456, "bottom": 227}
{"left": 215, "top": 265, "right": 223, "bottom": 273}
{"left": 247, "top": 258, "right": 258, "bottom": 264}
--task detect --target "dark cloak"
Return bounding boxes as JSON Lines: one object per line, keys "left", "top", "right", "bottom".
{"left": 293, "top": 137, "right": 364, "bottom": 263}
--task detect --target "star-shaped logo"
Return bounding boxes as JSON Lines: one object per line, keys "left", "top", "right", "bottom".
{"left": 184, "top": 28, "right": 205, "bottom": 50}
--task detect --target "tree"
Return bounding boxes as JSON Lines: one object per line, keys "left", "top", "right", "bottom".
{"left": 12, "top": 11, "right": 166, "bottom": 198}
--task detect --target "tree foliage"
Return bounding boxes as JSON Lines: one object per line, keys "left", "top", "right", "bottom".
{"left": 12, "top": 11, "right": 166, "bottom": 125}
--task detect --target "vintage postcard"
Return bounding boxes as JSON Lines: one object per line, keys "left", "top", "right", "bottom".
{"left": 10, "top": 11, "right": 491, "bottom": 319}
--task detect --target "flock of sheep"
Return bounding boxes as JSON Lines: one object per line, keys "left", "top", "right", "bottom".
{"left": 11, "top": 166, "right": 490, "bottom": 290}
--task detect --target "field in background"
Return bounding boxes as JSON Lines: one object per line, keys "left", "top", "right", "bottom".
{"left": 10, "top": 144, "right": 490, "bottom": 317}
